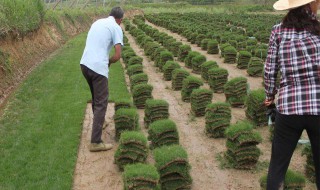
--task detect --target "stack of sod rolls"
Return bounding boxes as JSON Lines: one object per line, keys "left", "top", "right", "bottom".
{"left": 153, "top": 47, "right": 166, "bottom": 65}
{"left": 246, "top": 45, "right": 256, "bottom": 55}
{"left": 168, "top": 41, "right": 183, "bottom": 57}
{"left": 145, "top": 42, "right": 160, "bottom": 57}
{"left": 115, "top": 131, "right": 148, "bottom": 170}
{"left": 228, "top": 40, "right": 238, "bottom": 49}
{"left": 200, "top": 61, "right": 218, "bottom": 81}
{"left": 237, "top": 41, "right": 246, "bottom": 51}
{"left": 154, "top": 145, "right": 192, "bottom": 190}
{"left": 144, "top": 99, "right": 169, "bottom": 128}
{"left": 148, "top": 119, "right": 179, "bottom": 149}
{"left": 123, "top": 20, "right": 132, "bottom": 31}
{"left": 132, "top": 84, "right": 153, "bottom": 109}
{"left": 127, "top": 56, "right": 143, "bottom": 68}
{"left": 123, "top": 163, "right": 160, "bottom": 190}
{"left": 225, "top": 121, "right": 262, "bottom": 169}
{"left": 181, "top": 76, "right": 204, "bottom": 102}
{"left": 302, "top": 144, "right": 316, "bottom": 183}
{"left": 237, "top": 51, "right": 252, "bottom": 69}
{"left": 178, "top": 45, "right": 192, "bottom": 62}
{"left": 114, "top": 99, "right": 134, "bottom": 112}
{"left": 122, "top": 49, "right": 136, "bottom": 64}
{"left": 224, "top": 77, "right": 248, "bottom": 107}
{"left": 189, "top": 32, "right": 198, "bottom": 44}
{"left": 163, "top": 38, "right": 175, "bottom": 50}
{"left": 185, "top": 51, "right": 201, "bottom": 69}
{"left": 245, "top": 89, "right": 268, "bottom": 126}
{"left": 208, "top": 68, "right": 229, "bottom": 93}
{"left": 223, "top": 46, "right": 237, "bottom": 64}
{"left": 219, "top": 43, "right": 231, "bottom": 58}
{"left": 191, "top": 55, "right": 206, "bottom": 74}
{"left": 220, "top": 36, "right": 229, "bottom": 44}
{"left": 159, "top": 51, "right": 174, "bottom": 71}
{"left": 159, "top": 33, "right": 169, "bottom": 45}
{"left": 130, "top": 73, "right": 148, "bottom": 92}
{"left": 201, "top": 39, "right": 210, "bottom": 50}
{"left": 254, "top": 48, "right": 268, "bottom": 60}
{"left": 247, "top": 38, "right": 258, "bottom": 46}
{"left": 207, "top": 39, "right": 219, "bottom": 54}
{"left": 171, "top": 68, "right": 190, "bottom": 91}
{"left": 114, "top": 108, "right": 140, "bottom": 141}
{"left": 205, "top": 102, "right": 231, "bottom": 138}
{"left": 196, "top": 34, "right": 206, "bottom": 47}
{"left": 127, "top": 65, "right": 144, "bottom": 77}
{"left": 190, "top": 88, "right": 213, "bottom": 117}
{"left": 260, "top": 170, "right": 306, "bottom": 189}
{"left": 247, "top": 57, "right": 264, "bottom": 77}
{"left": 163, "top": 61, "right": 181, "bottom": 81}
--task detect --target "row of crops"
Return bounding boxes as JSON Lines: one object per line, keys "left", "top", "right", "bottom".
{"left": 112, "top": 34, "right": 193, "bottom": 189}
{"left": 123, "top": 16, "right": 258, "bottom": 167}
{"left": 144, "top": 13, "right": 283, "bottom": 80}
{"left": 118, "top": 15, "right": 316, "bottom": 189}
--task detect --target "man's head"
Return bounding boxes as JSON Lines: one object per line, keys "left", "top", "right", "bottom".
{"left": 110, "top": 7, "right": 124, "bottom": 25}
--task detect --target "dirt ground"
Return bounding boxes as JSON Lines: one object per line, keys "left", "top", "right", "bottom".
{"left": 72, "top": 21, "right": 316, "bottom": 190}
{"left": 0, "top": 18, "right": 91, "bottom": 116}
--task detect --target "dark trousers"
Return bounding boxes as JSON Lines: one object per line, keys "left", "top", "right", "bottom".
{"left": 267, "top": 111, "right": 320, "bottom": 190}
{"left": 81, "top": 65, "right": 109, "bottom": 143}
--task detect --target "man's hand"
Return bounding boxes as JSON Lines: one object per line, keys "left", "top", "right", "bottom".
{"left": 109, "top": 44, "right": 122, "bottom": 67}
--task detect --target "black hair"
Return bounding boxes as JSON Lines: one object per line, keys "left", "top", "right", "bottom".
{"left": 282, "top": 4, "right": 320, "bottom": 35}
{"left": 110, "top": 7, "right": 124, "bottom": 19}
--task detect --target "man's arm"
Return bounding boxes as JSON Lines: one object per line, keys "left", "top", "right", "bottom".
{"left": 109, "top": 44, "right": 122, "bottom": 67}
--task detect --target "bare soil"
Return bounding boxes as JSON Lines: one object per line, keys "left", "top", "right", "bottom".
{"left": 72, "top": 21, "right": 315, "bottom": 190}
{"left": 73, "top": 103, "right": 123, "bottom": 190}
{"left": 0, "top": 19, "right": 90, "bottom": 115}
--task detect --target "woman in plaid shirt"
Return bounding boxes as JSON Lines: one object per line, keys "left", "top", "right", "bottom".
{"left": 264, "top": 0, "right": 320, "bottom": 189}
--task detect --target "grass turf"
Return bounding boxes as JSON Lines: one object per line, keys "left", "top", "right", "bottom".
{"left": 0, "top": 32, "right": 130, "bottom": 189}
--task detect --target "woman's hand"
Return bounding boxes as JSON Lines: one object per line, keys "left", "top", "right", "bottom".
{"left": 264, "top": 99, "right": 274, "bottom": 106}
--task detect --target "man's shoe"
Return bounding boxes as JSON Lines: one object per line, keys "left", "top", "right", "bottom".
{"left": 89, "top": 142, "right": 113, "bottom": 152}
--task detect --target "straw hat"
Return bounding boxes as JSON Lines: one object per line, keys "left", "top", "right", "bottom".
{"left": 273, "top": 0, "right": 315, "bottom": 10}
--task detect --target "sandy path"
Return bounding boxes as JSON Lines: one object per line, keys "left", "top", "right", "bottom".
{"left": 72, "top": 103, "right": 123, "bottom": 190}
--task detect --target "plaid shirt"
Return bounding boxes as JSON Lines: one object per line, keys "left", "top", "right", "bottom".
{"left": 264, "top": 23, "right": 320, "bottom": 115}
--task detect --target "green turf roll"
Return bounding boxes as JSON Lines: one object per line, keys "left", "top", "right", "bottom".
{"left": 208, "top": 67, "right": 228, "bottom": 93}
{"left": 224, "top": 77, "right": 248, "bottom": 107}
{"left": 163, "top": 61, "right": 181, "bottom": 81}
{"left": 172, "top": 68, "right": 190, "bottom": 91}
{"left": 205, "top": 102, "right": 231, "bottom": 138}
{"left": 181, "top": 76, "right": 204, "bottom": 102}
{"left": 144, "top": 99, "right": 170, "bottom": 128}
{"left": 200, "top": 61, "right": 219, "bottom": 81}
{"left": 190, "top": 88, "right": 213, "bottom": 117}
{"left": 148, "top": 119, "right": 179, "bottom": 149}
{"left": 123, "top": 163, "right": 160, "bottom": 190}
{"left": 114, "top": 108, "right": 140, "bottom": 141}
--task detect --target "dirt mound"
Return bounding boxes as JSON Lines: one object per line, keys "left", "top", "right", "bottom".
{"left": 0, "top": 18, "right": 91, "bottom": 113}
{"left": 125, "top": 9, "right": 144, "bottom": 19}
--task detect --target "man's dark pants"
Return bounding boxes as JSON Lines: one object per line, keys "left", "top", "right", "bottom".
{"left": 81, "top": 65, "right": 109, "bottom": 143}
{"left": 267, "top": 111, "right": 320, "bottom": 190}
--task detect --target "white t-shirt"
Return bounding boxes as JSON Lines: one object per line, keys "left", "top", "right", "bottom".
{"left": 80, "top": 16, "right": 123, "bottom": 78}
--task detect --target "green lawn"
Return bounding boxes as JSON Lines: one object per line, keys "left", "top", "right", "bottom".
{"left": 0, "top": 33, "right": 130, "bottom": 189}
